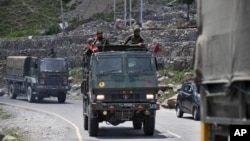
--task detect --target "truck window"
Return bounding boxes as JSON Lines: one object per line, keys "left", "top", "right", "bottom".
{"left": 127, "top": 57, "right": 153, "bottom": 73}
{"left": 96, "top": 57, "right": 122, "bottom": 74}
{"left": 40, "top": 59, "right": 67, "bottom": 72}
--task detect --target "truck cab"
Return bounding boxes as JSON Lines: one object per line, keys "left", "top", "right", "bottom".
{"left": 81, "top": 45, "right": 159, "bottom": 136}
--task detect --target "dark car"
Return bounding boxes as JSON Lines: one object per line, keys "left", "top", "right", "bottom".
{"left": 175, "top": 82, "right": 200, "bottom": 120}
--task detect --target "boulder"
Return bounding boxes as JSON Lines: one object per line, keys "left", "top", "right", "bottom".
{"left": 71, "top": 84, "right": 81, "bottom": 91}
{"left": 167, "top": 72, "right": 175, "bottom": 78}
{"left": 158, "top": 84, "right": 168, "bottom": 91}
{"left": 2, "top": 135, "right": 17, "bottom": 141}
{"left": 161, "top": 99, "right": 169, "bottom": 108}
{"left": 157, "top": 90, "right": 164, "bottom": 97}
{"left": 158, "top": 76, "right": 165, "bottom": 82}
{"left": 68, "top": 77, "right": 73, "bottom": 83}
{"left": 173, "top": 84, "right": 182, "bottom": 92}
{"left": 166, "top": 94, "right": 177, "bottom": 108}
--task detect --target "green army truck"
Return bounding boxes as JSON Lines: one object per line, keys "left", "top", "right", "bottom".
{"left": 195, "top": 0, "right": 250, "bottom": 140}
{"left": 5, "top": 56, "right": 70, "bottom": 103}
{"left": 81, "top": 45, "right": 159, "bottom": 136}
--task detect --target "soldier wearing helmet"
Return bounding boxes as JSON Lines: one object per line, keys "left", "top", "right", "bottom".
{"left": 93, "top": 30, "right": 109, "bottom": 46}
{"left": 124, "top": 28, "right": 145, "bottom": 46}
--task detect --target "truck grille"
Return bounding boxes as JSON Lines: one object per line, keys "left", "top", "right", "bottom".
{"left": 40, "top": 73, "right": 65, "bottom": 86}
{"left": 45, "top": 77, "right": 64, "bottom": 85}
{"left": 105, "top": 94, "right": 145, "bottom": 102}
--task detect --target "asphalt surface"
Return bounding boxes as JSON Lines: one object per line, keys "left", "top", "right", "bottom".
{"left": 0, "top": 96, "right": 200, "bottom": 141}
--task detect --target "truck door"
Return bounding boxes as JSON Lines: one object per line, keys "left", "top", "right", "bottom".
{"left": 30, "top": 58, "right": 38, "bottom": 77}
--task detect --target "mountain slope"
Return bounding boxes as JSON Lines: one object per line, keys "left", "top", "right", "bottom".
{"left": 0, "top": 0, "right": 62, "bottom": 37}
{"left": 0, "top": 0, "right": 115, "bottom": 37}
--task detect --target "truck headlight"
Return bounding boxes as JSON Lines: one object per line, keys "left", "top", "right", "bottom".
{"left": 146, "top": 94, "right": 154, "bottom": 100}
{"left": 97, "top": 95, "right": 105, "bottom": 100}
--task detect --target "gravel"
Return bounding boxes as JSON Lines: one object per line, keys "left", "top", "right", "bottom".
{"left": 0, "top": 104, "right": 70, "bottom": 141}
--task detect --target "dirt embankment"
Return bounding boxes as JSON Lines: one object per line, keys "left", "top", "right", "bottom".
{"left": 65, "top": 0, "right": 122, "bottom": 20}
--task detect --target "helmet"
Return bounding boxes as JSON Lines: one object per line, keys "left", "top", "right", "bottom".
{"left": 134, "top": 28, "right": 140, "bottom": 32}
{"left": 96, "top": 30, "right": 103, "bottom": 34}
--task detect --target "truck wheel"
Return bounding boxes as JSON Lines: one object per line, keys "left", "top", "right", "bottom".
{"left": 27, "top": 86, "right": 35, "bottom": 103}
{"left": 176, "top": 105, "right": 183, "bottom": 118}
{"left": 9, "top": 84, "right": 17, "bottom": 99}
{"left": 88, "top": 109, "right": 99, "bottom": 136}
{"left": 193, "top": 107, "right": 200, "bottom": 121}
{"left": 58, "top": 92, "right": 66, "bottom": 103}
{"left": 143, "top": 116, "right": 155, "bottom": 136}
{"left": 133, "top": 118, "right": 142, "bottom": 129}
{"left": 84, "top": 115, "right": 88, "bottom": 130}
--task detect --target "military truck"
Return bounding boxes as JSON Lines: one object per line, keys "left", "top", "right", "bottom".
{"left": 81, "top": 45, "right": 159, "bottom": 136}
{"left": 195, "top": 0, "right": 250, "bottom": 140}
{"left": 5, "top": 56, "right": 70, "bottom": 103}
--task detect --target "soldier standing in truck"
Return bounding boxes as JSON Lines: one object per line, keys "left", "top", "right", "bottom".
{"left": 93, "top": 30, "right": 109, "bottom": 46}
{"left": 124, "top": 28, "right": 145, "bottom": 46}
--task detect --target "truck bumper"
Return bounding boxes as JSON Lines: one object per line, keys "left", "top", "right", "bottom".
{"left": 34, "top": 85, "right": 71, "bottom": 94}
{"left": 91, "top": 102, "right": 160, "bottom": 111}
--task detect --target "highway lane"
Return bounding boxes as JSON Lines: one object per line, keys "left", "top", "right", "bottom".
{"left": 0, "top": 96, "right": 200, "bottom": 141}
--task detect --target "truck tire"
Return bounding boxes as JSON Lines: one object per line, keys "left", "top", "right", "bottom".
{"left": 9, "top": 84, "right": 17, "bottom": 99}
{"left": 58, "top": 92, "right": 66, "bottom": 103}
{"left": 84, "top": 115, "right": 88, "bottom": 130}
{"left": 88, "top": 109, "right": 99, "bottom": 136}
{"left": 193, "top": 107, "right": 200, "bottom": 121}
{"left": 176, "top": 105, "right": 183, "bottom": 118}
{"left": 143, "top": 116, "right": 155, "bottom": 136}
{"left": 27, "top": 86, "right": 35, "bottom": 103}
{"left": 133, "top": 118, "right": 142, "bottom": 129}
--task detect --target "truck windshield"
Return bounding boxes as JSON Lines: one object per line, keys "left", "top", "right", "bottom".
{"left": 96, "top": 57, "right": 122, "bottom": 74}
{"left": 40, "top": 59, "right": 67, "bottom": 72}
{"left": 127, "top": 57, "right": 153, "bottom": 73}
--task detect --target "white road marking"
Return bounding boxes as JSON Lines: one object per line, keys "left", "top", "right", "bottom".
{"left": 167, "top": 130, "right": 182, "bottom": 138}
{"left": 0, "top": 102, "right": 83, "bottom": 141}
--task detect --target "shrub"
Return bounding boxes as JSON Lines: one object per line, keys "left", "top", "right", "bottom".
{"left": 44, "top": 24, "right": 60, "bottom": 35}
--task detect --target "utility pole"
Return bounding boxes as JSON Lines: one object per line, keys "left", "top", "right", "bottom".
{"left": 124, "top": 0, "right": 127, "bottom": 27}
{"left": 140, "top": 0, "right": 143, "bottom": 25}
{"left": 129, "top": 0, "right": 132, "bottom": 28}
{"left": 113, "top": 0, "right": 116, "bottom": 29}
{"left": 60, "top": 0, "right": 65, "bottom": 34}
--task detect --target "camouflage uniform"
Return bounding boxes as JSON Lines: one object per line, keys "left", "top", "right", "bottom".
{"left": 124, "top": 28, "right": 144, "bottom": 45}
{"left": 124, "top": 34, "right": 144, "bottom": 45}
{"left": 93, "top": 30, "right": 109, "bottom": 46}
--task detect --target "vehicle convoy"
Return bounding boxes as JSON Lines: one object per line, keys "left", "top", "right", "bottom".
{"left": 81, "top": 45, "right": 159, "bottom": 136}
{"left": 5, "top": 56, "right": 70, "bottom": 103}
{"left": 195, "top": 0, "right": 250, "bottom": 140}
{"left": 176, "top": 82, "right": 200, "bottom": 120}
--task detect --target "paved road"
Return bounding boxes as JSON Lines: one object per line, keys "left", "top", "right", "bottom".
{"left": 0, "top": 96, "right": 200, "bottom": 141}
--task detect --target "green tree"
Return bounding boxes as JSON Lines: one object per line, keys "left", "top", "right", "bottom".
{"left": 179, "top": 0, "right": 195, "bottom": 21}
